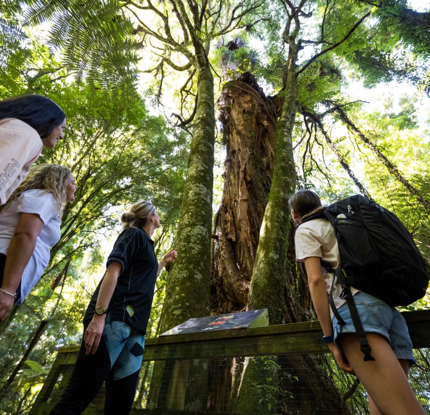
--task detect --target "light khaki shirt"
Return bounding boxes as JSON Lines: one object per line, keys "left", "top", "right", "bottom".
{"left": 0, "top": 118, "right": 42, "bottom": 205}
{"left": 295, "top": 218, "right": 359, "bottom": 310}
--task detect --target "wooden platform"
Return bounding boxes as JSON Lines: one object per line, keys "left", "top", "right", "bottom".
{"left": 29, "top": 310, "right": 430, "bottom": 414}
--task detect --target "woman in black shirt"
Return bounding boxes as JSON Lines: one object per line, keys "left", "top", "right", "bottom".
{"left": 50, "top": 200, "right": 177, "bottom": 415}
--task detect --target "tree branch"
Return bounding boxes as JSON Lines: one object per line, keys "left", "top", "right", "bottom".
{"left": 305, "top": 111, "right": 373, "bottom": 199}
{"left": 172, "top": 93, "right": 198, "bottom": 128}
{"left": 126, "top": 3, "right": 194, "bottom": 61}
{"left": 320, "top": 0, "right": 331, "bottom": 42}
{"left": 297, "top": 12, "right": 370, "bottom": 76}
{"left": 215, "top": 0, "right": 265, "bottom": 37}
{"left": 169, "top": 0, "right": 190, "bottom": 45}
{"left": 336, "top": 105, "right": 430, "bottom": 212}
{"left": 154, "top": 54, "right": 193, "bottom": 71}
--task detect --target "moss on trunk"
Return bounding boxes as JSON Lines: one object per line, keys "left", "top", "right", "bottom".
{"left": 248, "top": 47, "right": 299, "bottom": 325}
{"left": 152, "top": 63, "right": 215, "bottom": 413}
{"left": 159, "top": 64, "right": 214, "bottom": 333}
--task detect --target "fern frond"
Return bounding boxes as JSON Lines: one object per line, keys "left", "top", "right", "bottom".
{"left": 24, "top": 0, "right": 139, "bottom": 91}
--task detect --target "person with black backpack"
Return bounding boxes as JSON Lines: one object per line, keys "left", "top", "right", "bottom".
{"left": 289, "top": 189, "right": 426, "bottom": 415}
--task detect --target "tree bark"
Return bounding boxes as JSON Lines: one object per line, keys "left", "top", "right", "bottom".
{"left": 212, "top": 73, "right": 277, "bottom": 314}
{"left": 212, "top": 70, "right": 346, "bottom": 413}
{"left": 208, "top": 74, "right": 279, "bottom": 413}
{"left": 231, "top": 19, "right": 349, "bottom": 412}
{"left": 247, "top": 42, "right": 299, "bottom": 324}
{"left": 159, "top": 62, "right": 214, "bottom": 332}
{"left": 233, "top": 49, "right": 301, "bottom": 413}
{"left": 153, "top": 59, "right": 214, "bottom": 413}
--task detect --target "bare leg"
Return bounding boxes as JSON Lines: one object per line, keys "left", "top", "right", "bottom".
{"left": 368, "top": 394, "right": 382, "bottom": 415}
{"left": 340, "top": 333, "right": 425, "bottom": 415}
{"left": 398, "top": 358, "right": 410, "bottom": 376}
{"left": 368, "top": 359, "right": 410, "bottom": 415}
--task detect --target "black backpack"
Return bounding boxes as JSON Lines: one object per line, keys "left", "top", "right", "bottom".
{"left": 302, "top": 194, "right": 429, "bottom": 361}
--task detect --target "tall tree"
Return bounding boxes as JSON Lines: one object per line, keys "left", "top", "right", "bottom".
{"left": 249, "top": 0, "right": 370, "bottom": 322}
{"left": 22, "top": 0, "right": 267, "bottom": 335}
{"left": 212, "top": 72, "right": 277, "bottom": 314}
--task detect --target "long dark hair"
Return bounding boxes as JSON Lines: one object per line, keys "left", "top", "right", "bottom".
{"left": 0, "top": 94, "right": 66, "bottom": 138}
{"left": 289, "top": 190, "right": 323, "bottom": 218}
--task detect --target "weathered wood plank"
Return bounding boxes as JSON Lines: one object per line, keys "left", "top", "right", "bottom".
{"left": 29, "top": 310, "right": 430, "bottom": 415}
{"left": 31, "top": 404, "right": 257, "bottom": 415}
{"left": 50, "top": 310, "right": 430, "bottom": 363}
{"left": 143, "top": 330, "right": 327, "bottom": 360}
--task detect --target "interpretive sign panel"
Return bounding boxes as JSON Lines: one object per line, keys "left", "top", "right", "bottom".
{"left": 160, "top": 309, "right": 269, "bottom": 336}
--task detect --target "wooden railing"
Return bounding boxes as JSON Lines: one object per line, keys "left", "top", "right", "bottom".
{"left": 29, "top": 310, "right": 430, "bottom": 415}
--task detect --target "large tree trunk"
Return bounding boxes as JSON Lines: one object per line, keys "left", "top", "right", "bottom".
{"left": 228, "top": 45, "right": 349, "bottom": 413}
{"left": 150, "top": 62, "right": 215, "bottom": 412}
{"left": 159, "top": 65, "right": 214, "bottom": 333}
{"left": 233, "top": 49, "right": 300, "bottom": 414}
{"left": 247, "top": 43, "right": 299, "bottom": 323}
{"left": 212, "top": 73, "right": 277, "bottom": 314}
{"left": 208, "top": 73, "right": 278, "bottom": 413}
{"left": 211, "top": 72, "right": 347, "bottom": 414}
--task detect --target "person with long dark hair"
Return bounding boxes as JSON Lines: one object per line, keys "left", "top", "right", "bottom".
{"left": 0, "top": 94, "right": 66, "bottom": 205}
{"left": 0, "top": 164, "right": 77, "bottom": 322}
{"left": 50, "top": 200, "right": 177, "bottom": 415}
{"left": 289, "top": 189, "right": 425, "bottom": 415}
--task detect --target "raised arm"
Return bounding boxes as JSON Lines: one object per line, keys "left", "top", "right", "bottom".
{"left": 157, "top": 248, "right": 177, "bottom": 275}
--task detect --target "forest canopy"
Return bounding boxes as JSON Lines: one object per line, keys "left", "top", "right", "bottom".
{"left": 0, "top": 0, "right": 429, "bottom": 413}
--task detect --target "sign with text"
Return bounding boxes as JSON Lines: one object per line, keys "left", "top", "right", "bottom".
{"left": 160, "top": 309, "right": 269, "bottom": 336}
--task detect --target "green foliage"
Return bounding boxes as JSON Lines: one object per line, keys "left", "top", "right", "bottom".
{"left": 340, "top": 1, "right": 430, "bottom": 92}
{"left": 23, "top": 360, "right": 47, "bottom": 375}
{"left": 22, "top": 0, "right": 140, "bottom": 90}
{"left": 374, "top": 1, "right": 430, "bottom": 57}
{"left": 360, "top": 104, "right": 430, "bottom": 259}
{"left": 214, "top": 37, "right": 260, "bottom": 79}
{"left": 0, "top": 34, "right": 188, "bottom": 413}
{"left": 1, "top": 0, "right": 430, "bottom": 413}
{"left": 297, "top": 59, "right": 342, "bottom": 110}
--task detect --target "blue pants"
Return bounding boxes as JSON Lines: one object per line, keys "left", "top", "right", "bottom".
{"left": 50, "top": 316, "right": 145, "bottom": 415}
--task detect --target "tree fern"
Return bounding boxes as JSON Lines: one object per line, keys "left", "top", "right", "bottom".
{"left": 24, "top": 0, "right": 140, "bottom": 91}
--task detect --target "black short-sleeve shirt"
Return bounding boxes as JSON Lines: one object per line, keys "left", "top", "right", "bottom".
{"left": 84, "top": 228, "right": 158, "bottom": 334}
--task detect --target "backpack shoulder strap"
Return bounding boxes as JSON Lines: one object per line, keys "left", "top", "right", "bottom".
{"left": 332, "top": 267, "right": 375, "bottom": 362}
{"left": 300, "top": 208, "right": 327, "bottom": 225}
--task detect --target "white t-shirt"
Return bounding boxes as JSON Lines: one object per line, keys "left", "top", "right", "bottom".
{"left": 0, "top": 118, "right": 43, "bottom": 205}
{"left": 0, "top": 189, "right": 61, "bottom": 303}
{"left": 295, "top": 218, "right": 359, "bottom": 310}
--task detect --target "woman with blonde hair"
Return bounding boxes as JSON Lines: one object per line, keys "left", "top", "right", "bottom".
{"left": 50, "top": 200, "right": 177, "bottom": 415}
{"left": 0, "top": 164, "right": 77, "bottom": 321}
